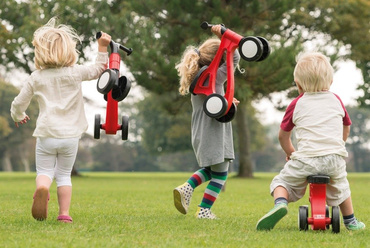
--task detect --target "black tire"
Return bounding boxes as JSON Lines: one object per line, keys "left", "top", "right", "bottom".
{"left": 97, "top": 69, "right": 117, "bottom": 94}
{"left": 238, "top": 36, "right": 263, "bottom": 62}
{"left": 112, "top": 76, "right": 131, "bottom": 102}
{"left": 216, "top": 102, "right": 237, "bottom": 123}
{"left": 203, "top": 94, "right": 228, "bottom": 118}
{"left": 298, "top": 205, "right": 309, "bottom": 231}
{"left": 94, "top": 114, "right": 101, "bottom": 139}
{"left": 332, "top": 206, "right": 340, "bottom": 233}
{"left": 256, "top": 36, "right": 271, "bottom": 62}
{"left": 326, "top": 206, "right": 330, "bottom": 230}
{"left": 121, "top": 115, "right": 129, "bottom": 140}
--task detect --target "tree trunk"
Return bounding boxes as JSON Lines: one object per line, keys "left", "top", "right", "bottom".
{"left": 235, "top": 101, "right": 253, "bottom": 178}
{"left": 2, "top": 150, "right": 13, "bottom": 172}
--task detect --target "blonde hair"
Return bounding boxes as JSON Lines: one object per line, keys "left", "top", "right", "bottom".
{"left": 293, "top": 52, "right": 333, "bottom": 92}
{"left": 32, "top": 17, "right": 81, "bottom": 69}
{"left": 176, "top": 38, "right": 221, "bottom": 95}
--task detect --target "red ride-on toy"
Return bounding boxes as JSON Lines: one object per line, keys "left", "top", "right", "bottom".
{"left": 298, "top": 175, "right": 340, "bottom": 233}
{"left": 94, "top": 31, "right": 132, "bottom": 140}
{"left": 190, "top": 21, "right": 270, "bottom": 122}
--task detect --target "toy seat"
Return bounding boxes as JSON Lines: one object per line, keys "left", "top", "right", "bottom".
{"left": 298, "top": 175, "right": 340, "bottom": 233}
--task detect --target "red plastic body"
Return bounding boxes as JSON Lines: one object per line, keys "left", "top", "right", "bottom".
{"left": 307, "top": 183, "right": 331, "bottom": 230}
{"left": 191, "top": 29, "right": 243, "bottom": 114}
{"left": 101, "top": 53, "right": 121, "bottom": 134}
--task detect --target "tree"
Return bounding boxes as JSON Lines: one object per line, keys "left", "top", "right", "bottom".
{"left": 1, "top": 0, "right": 369, "bottom": 175}
{"left": 0, "top": 79, "right": 37, "bottom": 171}
{"left": 346, "top": 107, "right": 370, "bottom": 172}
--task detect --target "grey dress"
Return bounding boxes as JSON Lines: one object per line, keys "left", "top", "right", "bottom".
{"left": 191, "top": 51, "right": 240, "bottom": 167}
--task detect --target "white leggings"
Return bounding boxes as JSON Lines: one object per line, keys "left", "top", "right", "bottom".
{"left": 35, "top": 137, "right": 79, "bottom": 187}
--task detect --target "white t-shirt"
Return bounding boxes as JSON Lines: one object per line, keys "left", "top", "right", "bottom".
{"left": 280, "top": 91, "right": 351, "bottom": 159}
{"left": 10, "top": 52, "right": 108, "bottom": 138}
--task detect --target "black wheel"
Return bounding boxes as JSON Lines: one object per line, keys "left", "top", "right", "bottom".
{"left": 121, "top": 115, "right": 129, "bottom": 140}
{"left": 216, "top": 102, "right": 237, "bottom": 123}
{"left": 97, "top": 69, "right": 118, "bottom": 94}
{"left": 326, "top": 206, "right": 330, "bottom": 230}
{"left": 94, "top": 114, "right": 101, "bottom": 139}
{"left": 238, "top": 36, "right": 263, "bottom": 62}
{"left": 256, "top": 37, "right": 271, "bottom": 62}
{"left": 331, "top": 206, "right": 340, "bottom": 233}
{"left": 298, "top": 205, "right": 309, "bottom": 231}
{"left": 203, "top": 94, "right": 228, "bottom": 118}
{"left": 112, "top": 76, "right": 131, "bottom": 102}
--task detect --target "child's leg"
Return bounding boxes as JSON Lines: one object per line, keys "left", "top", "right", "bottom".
{"left": 256, "top": 186, "right": 288, "bottom": 230}
{"left": 32, "top": 138, "right": 56, "bottom": 220}
{"left": 54, "top": 138, "right": 79, "bottom": 222}
{"left": 57, "top": 186, "right": 72, "bottom": 216}
{"left": 196, "top": 161, "right": 229, "bottom": 219}
{"left": 187, "top": 167, "right": 212, "bottom": 189}
{"left": 173, "top": 168, "right": 211, "bottom": 214}
{"left": 340, "top": 196, "right": 365, "bottom": 230}
{"left": 199, "top": 162, "right": 228, "bottom": 209}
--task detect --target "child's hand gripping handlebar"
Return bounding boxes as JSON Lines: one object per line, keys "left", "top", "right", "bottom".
{"left": 96, "top": 31, "right": 133, "bottom": 56}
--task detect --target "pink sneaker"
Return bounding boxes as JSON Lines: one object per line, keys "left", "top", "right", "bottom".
{"left": 32, "top": 186, "right": 50, "bottom": 221}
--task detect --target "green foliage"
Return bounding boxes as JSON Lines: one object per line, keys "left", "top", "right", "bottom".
{"left": 0, "top": 80, "right": 37, "bottom": 160}
{"left": 0, "top": 172, "right": 369, "bottom": 247}
{"left": 346, "top": 107, "right": 370, "bottom": 172}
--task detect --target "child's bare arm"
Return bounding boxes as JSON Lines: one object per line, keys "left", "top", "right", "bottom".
{"left": 343, "top": 125, "right": 350, "bottom": 142}
{"left": 278, "top": 128, "right": 295, "bottom": 161}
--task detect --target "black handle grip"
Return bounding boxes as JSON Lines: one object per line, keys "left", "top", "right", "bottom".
{"left": 96, "top": 31, "right": 102, "bottom": 39}
{"left": 96, "top": 31, "right": 133, "bottom": 56}
{"left": 200, "top": 21, "right": 227, "bottom": 34}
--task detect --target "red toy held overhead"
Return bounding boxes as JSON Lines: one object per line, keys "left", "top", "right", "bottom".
{"left": 190, "top": 21, "right": 270, "bottom": 122}
{"left": 94, "top": 31, "right": 132, "bottom": 140}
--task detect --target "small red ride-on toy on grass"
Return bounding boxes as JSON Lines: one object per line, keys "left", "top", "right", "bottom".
{"left": 94, "top": 31, "right": 132, "bottom": 140}
{"left": 299, "top": 175, "right": 340, "bottom": 233}
{"left": 190, "top": 21, "right": 270, "bottom": 122}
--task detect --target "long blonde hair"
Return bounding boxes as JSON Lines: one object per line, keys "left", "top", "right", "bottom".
{"left": 176, "top": 38, "right": 221, "bottom": 95}
{"left": 32, "top": 17, "right": 81, "bottom": 69}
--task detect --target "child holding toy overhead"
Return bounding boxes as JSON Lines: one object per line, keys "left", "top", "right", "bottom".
{"left": 174, "top": 25, "right": 240, "bottom": 219}
{"left": 256, "top": 52, "right": 365, "bottom": 231}
{"left": 10, "top": 18, "right": 111, "bottom": 223}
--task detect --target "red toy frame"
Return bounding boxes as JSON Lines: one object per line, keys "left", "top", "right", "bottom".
{"left": 94, "top": 32, "right": 132, "bottom": 140}
{"left": 299, "top": 175, "right": 340, "bottom": 233}
{"left": 190, "top": 22, "right": 270, "bottom": 122}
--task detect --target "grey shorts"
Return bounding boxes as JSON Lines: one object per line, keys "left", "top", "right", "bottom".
{"left": 270, "top": 154, "right": 351, "bottom": 206}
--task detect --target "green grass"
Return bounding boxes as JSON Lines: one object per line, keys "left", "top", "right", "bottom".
{"left": 0, "top": 172, "right": 369, "bottom": 248}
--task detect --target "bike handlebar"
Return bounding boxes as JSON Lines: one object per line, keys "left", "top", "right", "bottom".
{"left": 96, "top": 31, "right": 133, "bottom": 56}
{"left": 200, "top": 21, "right": 227, "bottom": 34}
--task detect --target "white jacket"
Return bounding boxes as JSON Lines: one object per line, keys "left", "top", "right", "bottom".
{"left": 10, "top": 52, "right": 108, "bottom": 138}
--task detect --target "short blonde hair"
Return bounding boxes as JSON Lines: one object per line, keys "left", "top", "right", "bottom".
{"left": 176, "top": 38, "right": 220, "bottom": 95}
{"left": 293, "top": 52, "right": 333, "bottom": 92}
{"left": 32, "top": 18, "right": 81, "bottom": 69}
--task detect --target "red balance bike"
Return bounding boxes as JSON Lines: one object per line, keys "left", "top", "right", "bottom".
{"left": 94, "top": 31, "right": 132, "bottom": 140}
{"left": 190, "top": 21, "right": 270, "bottom": 122}
{"left": 298, "top": 175, "right": 340, "bottom": 233}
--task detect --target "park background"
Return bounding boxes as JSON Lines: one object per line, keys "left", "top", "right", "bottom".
{"left": 1, "top": 0, "right": 369, "bottom": 176}
{"left": 0, "top": 1, "right": 369, "bottom": 247}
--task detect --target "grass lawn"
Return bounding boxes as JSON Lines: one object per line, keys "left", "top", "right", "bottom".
{"left": 0, "top": 172, "right": 368, "bottom": 248}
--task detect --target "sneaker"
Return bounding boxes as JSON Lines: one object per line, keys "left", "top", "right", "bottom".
{"left": 256, "top": 203, "right": 288, "bottom": 231}
{"left": 173, "top": 182, "right": 194, "bottom": 214}
{"left": 32, "top": 186, "right": 50, "bottom": 221}
{"left": 345, "top": 219, "right": 366, "bottom": 231}
{"left": 196, "top": 206, "right": 217, "bottom": 219}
